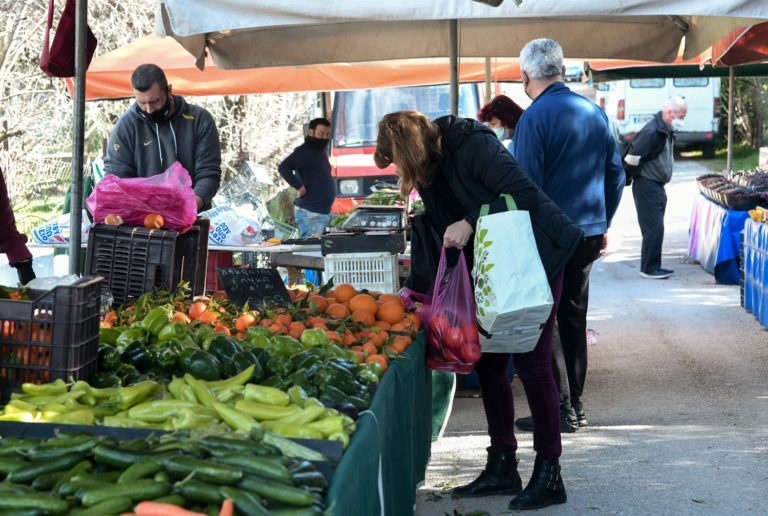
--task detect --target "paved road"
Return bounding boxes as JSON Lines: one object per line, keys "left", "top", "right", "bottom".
{"left": 416, "top": 158, "right": 768, "bottom": 515}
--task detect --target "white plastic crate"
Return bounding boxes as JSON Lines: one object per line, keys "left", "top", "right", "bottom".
{"left": 323, "top": 252, "right": 399, "bottom": 293}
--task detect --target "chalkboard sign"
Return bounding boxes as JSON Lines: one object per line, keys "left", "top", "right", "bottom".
{"left": 216, "top": 267, "right": 291, "bottom": 307}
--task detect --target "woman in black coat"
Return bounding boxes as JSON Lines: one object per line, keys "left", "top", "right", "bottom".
{"left": 375, "top": 111, "right": 582, "bottom": 511}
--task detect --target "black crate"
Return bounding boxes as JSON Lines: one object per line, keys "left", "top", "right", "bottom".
{"left": 321, "top": 231, "right": 406, "bottom": 256}
{"left": 85, "top": 219, "right": 209, "bottom": 306}
{"left": 0, "top": 276, "right": 102, "bottom": 401}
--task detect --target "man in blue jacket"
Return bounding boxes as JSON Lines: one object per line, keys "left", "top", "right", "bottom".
{"left": 513, "top": 38, "right": 625, "bottom": 434}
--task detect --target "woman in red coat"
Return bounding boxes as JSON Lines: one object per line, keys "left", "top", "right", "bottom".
{"left": 0, "top": 168, "right": 36, "bottom": 284}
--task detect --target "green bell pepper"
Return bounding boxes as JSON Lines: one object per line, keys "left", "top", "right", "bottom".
{"left": 97, "top": 344, "right": 122, "bottom": 372}
{"left": 178, "top": 348, "right": 222, "bottom": 381}
{"left": 120, "top": 341, "right": 153, "bottom": 372}
{"left": 268, "top": 336, "right": 303, "bottom": 357}
{"left": 142, "top": 306, "right": 171, "bottom": 336}
{"left": 288, "top": 368, "right": 313, "bottom": 394}
{"left": 157, "top": 322, "right": 188, "bottom": 342}
{"left": 152, "top": 346, "right": 179, "bottom": 372}
{"left": 115, "top": 328, "right": 147, "bottom": 351}
{"left": 267, "top": 355, "right": 293, "bottom": 378}
{"left": 99, "top": 327, "right": 121, "bottom": 346}
{"left": 207, "top": 335, "right": 245, "bottom": 364}
{"left": 318, "top": 384, "right": 349, "bottom": 407}
{"left": 316, "top": 362, "right": 357, "bottom": 395}
{"left": 299, "top": 328, "right": 328, "bottom": 348}
{"left": 358, "top": 368, "right": 380, "bottom": 385}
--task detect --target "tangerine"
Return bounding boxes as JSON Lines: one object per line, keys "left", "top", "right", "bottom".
{"left": 308, "top": 295, "right": 328, "bottom": 313}
{"left": 188, "top": 301, "right": 208, "bottom": 320}
{"left": 144, "top": 213, "right": 164, "bottom": 229}
{"left": 325, "top": 303, "right": 350, "bottom": 319}
{"left": 378, "top": 294, "right": 405, "bottom": 308}
{"left": 334, "top": 284, "right": 357, "bottom": 304}
{"left": 349, "top": 294, "right": 379, "bottom": 315}
{"left": 351, "top": 309, "right": 376, "bottom": 326}
{"left": 377, "top": 302, "right": 406, "bottom": 324}
{"left": 235, "top": 313, "right": 257, "bottom": 333}
{"left": 365, "top": 354, "right": 389, "bottom": 372}
{"left": 104, "top": 214, "right": 123, "bottom": 226}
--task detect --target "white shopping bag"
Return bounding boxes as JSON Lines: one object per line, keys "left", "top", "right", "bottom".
{"left": 474, "top": 194, "right": 553, "bottom": 353}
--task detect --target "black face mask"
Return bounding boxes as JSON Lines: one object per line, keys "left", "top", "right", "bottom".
{"left": 305, "top": 136, "right": 330, "bottom": 149}
{"left": 138, "top": 93, "right": 172, "bottom": 124}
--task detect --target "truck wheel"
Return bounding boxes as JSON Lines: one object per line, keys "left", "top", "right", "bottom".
{"left": 702, "top": 141, "right": 716, "bottom": 159}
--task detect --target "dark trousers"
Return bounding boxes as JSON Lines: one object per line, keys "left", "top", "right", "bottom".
{"left": 552, "top": 235, "right": 603, "bottom": 416}
{"left": 632, "top": 177, "right": 668, "bottom": 273}
{"left": 473, "top": 271, "right": 564, "bottom": 460}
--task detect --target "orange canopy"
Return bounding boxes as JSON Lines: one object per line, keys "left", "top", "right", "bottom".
{"left": 68, "top": 35, "right": 522, "bottom": 100}
{"left": 709, "top": 21, "right": 768, "bottom": 66}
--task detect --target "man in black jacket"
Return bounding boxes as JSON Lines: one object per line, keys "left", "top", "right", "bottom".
{"left": 624, "top": 96, "right": 687, "bottom": 279}
{"left": 104, "top": 64, "right": 222, "bottom": 211}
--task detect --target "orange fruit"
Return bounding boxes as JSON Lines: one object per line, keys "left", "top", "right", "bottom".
{"left": 325, "top": 303, "right": 350, "bottom": 319}
{"left": 343, "top": 331, "right": 358, "bottom": 347}
{"left": 374, "top": 320, "right": 392, "bottom": 330}
{"left": 288, "top": 321, "right": 307, "bottom": 339}
{"left": 326, "top": 331, "right": 343, "bottom": 345}
{"left": 235, "top": 313, "right": 257, "bottom": 333}
{"left": 362, "top": 341, "right": 378, "bottom": 357}
{"left": 188, "top": 301, "right": 208, "bottom": 320}
{"left": 213, "top": 323, "right": 231, "bottom": 336}
{"left": 351, "top": 309, "right": 376, "bottom": 326}
{"left": 406, "top": 311, "right": 422, "bottom": 330}
{"left": 104, "top": 214, "right": 123, "bottom": 226}
{"left": 392, "top": 335, "right": 412, "bottom": 353}
{"left": 274, "top": 313, "right": 292, "bottom": 326}
{"left": 349, "top": 294, "right": 379, "bottom": 315}
{"left": 378, "top": 294, "right": 405, "bottom": 308}
{"left": 334, "top": 284, "right": 357, "bottom": 304}
{"left": 365, "top": 354, "right": 389, "bottom": 372}
{"left": 171, "top": 311, "right": 191, "bottom": 324}
{"left": 308, "top": 295, "right": 328, "bottom": 313}
{"left": 144, "top": 213, "right": 164, "bottom": 229}
{"left": 377, "top": 302, "right": 406, "bottom": 324}
{"left": 198, "top": 310, "right": 220, "bottom": 325}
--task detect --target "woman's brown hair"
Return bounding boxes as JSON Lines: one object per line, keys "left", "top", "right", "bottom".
{"left": 374, "top": 111, "right": 442, "bottom": 195}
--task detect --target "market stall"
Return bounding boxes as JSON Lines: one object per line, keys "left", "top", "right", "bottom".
{"left": 688, "top": 194, "right": 751, "bottom": 284}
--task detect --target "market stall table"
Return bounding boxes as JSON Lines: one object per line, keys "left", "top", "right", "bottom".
{"left": 688, "top": 194, "right": 751, "bottom": 284}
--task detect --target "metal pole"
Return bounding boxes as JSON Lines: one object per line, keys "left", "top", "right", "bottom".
{"left": 727, "top": 65, "right": 735, "bottom": 172}
{"left": 69, "top": 0, "right": 87, "bottom": 274}
{"left": 485, "top": 57, "right": 492, "bottom": 102}
{"left": 449, "top": 19, "right": 458, "bottom": 116}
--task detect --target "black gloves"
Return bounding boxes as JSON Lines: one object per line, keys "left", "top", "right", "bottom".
{"left": 12, "top": 259, "right": 36, "bottom": 285}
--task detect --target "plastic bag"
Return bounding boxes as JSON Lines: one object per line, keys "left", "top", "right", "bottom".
{"left": 424, "top": 247, "right": 481, "bottom": 373}
{"left": 32, "top": 210, "right": 92, "bottom": 244}
{"left": 86, "top": 161, "right": 197, "bottom": 232}
{"left": 199, "top": 206, "right": 263, "bottom": 246}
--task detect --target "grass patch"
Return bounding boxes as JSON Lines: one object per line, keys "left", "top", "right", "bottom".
{"left": 704, "top": 143, "right": 760, "bottom": 173}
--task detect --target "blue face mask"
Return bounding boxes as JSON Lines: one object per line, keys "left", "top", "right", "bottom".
{"left": 492, "top": 127, "right": 506, "bottom": 140}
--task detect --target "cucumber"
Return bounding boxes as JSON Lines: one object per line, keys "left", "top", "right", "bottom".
{"left": 92, "top": 444, "right": 149, "bottom": 469}
{"left": 219, "top": 486, "right": 270, "bottom": 515}
{"left": 7, "top": 453, "right": 85, "bottom": 484}
{"left": 68, "top": 496, "right": 133, "bottom": 516}
{"left": 161, "top": 456, "right": 242, "bottom": 484}
{"left": 215, "top": 453, "right": 292, "bottom": 483}
{"left": 0, "top": 456, "right": 28, "bottom": 475}
{"left": 0, "top": 494, "right": 69, "bottom": 514}
{"left": 26, "top": 437, "right": 99, "bottom": 460}
{"left": 174, "top": 479, "right": 224, "bottom": 504}
{"left": 117, "top": 456, "right": 163, "bottom": 483}
{"left": 79, "top": 479, "right": 171, "bottom": 507}
{"left": 57, "top": 479, "right": 112, "bottom": 497}
{"left": 239, "top": 475, "right": 315, "bottom": 506}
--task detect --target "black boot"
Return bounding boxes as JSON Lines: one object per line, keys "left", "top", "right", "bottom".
{"left": 508, "top": 459, "right": 567, "bottom": 510}
{"left": 452, "top": 451, "right": 522, "bottom": 498}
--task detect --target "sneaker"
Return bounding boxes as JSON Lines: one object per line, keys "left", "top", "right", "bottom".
{"left": 575, "top": 410, "right": 588, "bottom": 427}
{"left": 658, "top": 268, "right": 675, "bottom": 275}
{"left": 639, "top": 269, "right": 672, "bottom": 279}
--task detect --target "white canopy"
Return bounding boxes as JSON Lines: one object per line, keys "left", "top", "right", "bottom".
{"left": 157, "top": 0, "right": 768, "bottom": 69}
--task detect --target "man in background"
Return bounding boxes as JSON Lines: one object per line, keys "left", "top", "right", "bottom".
{"left": 513, "top": 38, "right": 625, "bottom": 436}
{"left": 624, "top": 96, "right": 688, "bottom": 279}
{"left": 104, "top": 64, "right": 221, "bottom": 211}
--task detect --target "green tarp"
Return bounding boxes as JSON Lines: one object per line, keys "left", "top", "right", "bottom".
{"left": 325, "top": 333, "right": 432, "bottom": 515}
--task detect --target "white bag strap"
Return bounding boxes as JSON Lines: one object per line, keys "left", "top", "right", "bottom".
{"left": 479, "top": 193, "right": 517, "bottom": 217}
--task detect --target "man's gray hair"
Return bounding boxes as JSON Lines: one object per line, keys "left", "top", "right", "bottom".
{"left": 519, "top": 38, "right": 564, "bottom": 79}
{"left": 664, "top": 95, "right": 687, "bottom": 110}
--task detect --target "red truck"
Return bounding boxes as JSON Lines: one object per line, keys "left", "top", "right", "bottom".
{"left": 329, "top": 83, "right": 482, "bottom": 214}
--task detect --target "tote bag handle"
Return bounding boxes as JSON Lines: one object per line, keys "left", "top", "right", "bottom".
{"left": 479, "top": 193, "right": 517, "bottom": 218}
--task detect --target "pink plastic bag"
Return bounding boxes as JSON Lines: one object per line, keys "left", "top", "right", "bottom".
{"left": 424, "top": 247, "right": 481, "bottom": 373}
{"left": 87, "top": 161, "right": 198, "bottom": 232}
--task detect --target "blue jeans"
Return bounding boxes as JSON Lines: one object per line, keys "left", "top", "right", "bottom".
{"left": 294, "top": 207, "right": 331, "bottom": 239}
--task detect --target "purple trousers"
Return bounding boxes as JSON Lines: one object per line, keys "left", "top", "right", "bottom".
{"left": 473, "top": 271, "right": 564, "bottom": 460}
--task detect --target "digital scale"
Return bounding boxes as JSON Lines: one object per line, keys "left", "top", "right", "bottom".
{"left": 322, "top": 206, "right": 407, "bottom": 256}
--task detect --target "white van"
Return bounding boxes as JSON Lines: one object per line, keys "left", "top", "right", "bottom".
{"left": 595, "top": 77, "right": 720, "bottom": 158}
